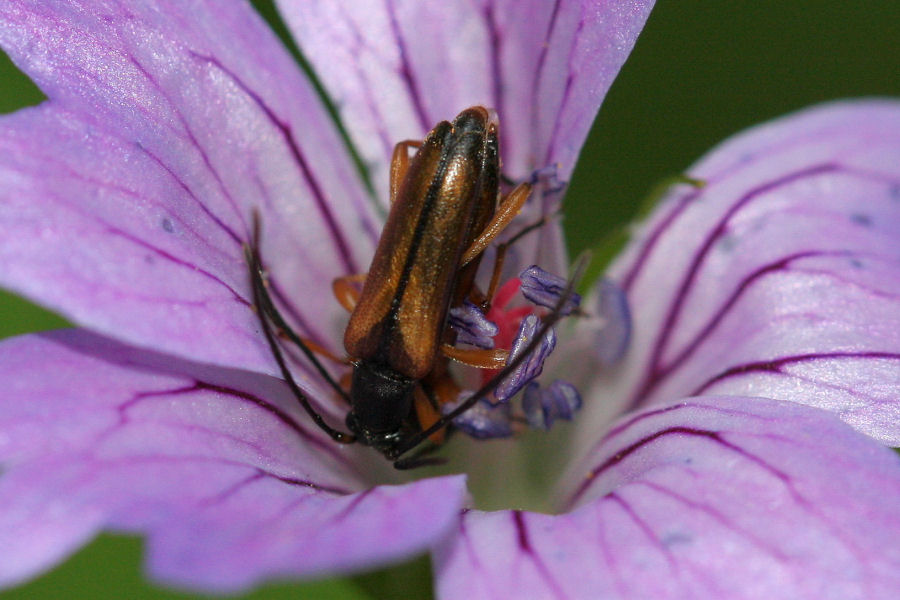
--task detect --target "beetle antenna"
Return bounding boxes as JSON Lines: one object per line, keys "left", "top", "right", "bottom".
{"left": 246, "top": 212, "right": 356, "bottom": 443}
{"left": 390, "top": 254, "right": 589, "bottom": 463}
{"left": 247, "top": 212, "right": 352, "bottom": 405}
{"left": 392, "top": 441, "right": 447, "bottom": 470}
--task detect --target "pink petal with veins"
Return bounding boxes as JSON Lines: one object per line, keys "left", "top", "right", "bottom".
{"left": 0, "top": 330, "right": 467, "bottom": 591}
{"left": 437, "top": 396, "right": 900, "bottom": 600}
{"left": 0, "top": 1, "right": 379, "bottom": 374}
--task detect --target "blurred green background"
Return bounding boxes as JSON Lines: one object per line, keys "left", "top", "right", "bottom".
{"left": 1, "top": 1, "right": 898, "bottom": 598}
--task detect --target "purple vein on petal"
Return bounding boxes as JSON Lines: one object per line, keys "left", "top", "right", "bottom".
{"left": 636, "top": 249, "right": 849, "bottom": 399}
{"left": 39, "top": 151, "right": 239, "bottom": 263}
{"left": 636, "top": 480, "right": 792, "bottom": 562}
{"left": 37, "top": 182, "right": 248, "bottom": 305}
{"left": 482, "top": 3, "right": 504, "bottom": 135}
{"left": 384, "top": 0, "right": 431, "bottom": 133}
{"left": 272, "top": 472, "right": 351, "bottom": 495}
{"left": 326, "top": 488, "right": 375, "bottom": 525}
{"left": 531, "top": 0, "right": 575, "bottom": 188}
{"left": 614, "top": 424, "right": 877, "bottom": 585}
{"left": 583, "top": 401, "right": 769, "bottom": 461}
{"left": 118, "top": 379, "right": 352, "bottom": 469}
{"left": 603, "top": 403, "right": 689, "bottom": 440}
{"left": 604, "top": 490, "right": 722, "bottom": 596}
{"left": 197, "top": 471, "right": 266, "bottom": 507}
{"left": 530, "top": 0, "right": 562, "bottom": 162}
{"left": 188, "top": 51, "right": 359, "bottom": 274}
{"left": 627, "top": 163, "right": 840, "bottom": 408}
{"left": 512, "top": 511, "right": 567, "bottom": 600}
{"left": 85, "top": 454, "right": 352, "bottom": 496}
{"left": 618, "top": 135, "right": 819, "bottom": 294}
{"left": 567, "top": 426, "right": 802, "bottom": 511}
{"left": 125, "top": 55, "right": 249, "bottom": 239}
{"left": 104, "top": 228, "right": 248, "bottom": 306}
{"left": 190, "top": 380, "right": 351, "bottom": 467}
{"left": 332, "top": 4, "right": 395, "bottom": 159}
{"left": 621, "top": 184, "right": 703, "bottom": 293}
{"left": 457, "top": 513, "right": 488, "bottom": 580}
{"left": 136, "top": 142, "right": 243, "bottom": 247}
{"left": 791, "top": 256, "right": 900, "bottom": 301}
{"left": 541, "top": 17, "right": 584, "bottom": 176}
{"left": 592, "top": 496, "right": 630, "bottom": 599}
{"left": 605, "top": 491, "right": 732, "bottom": 596}
{"left": 606, "top": 492, "right": 679, "bottom": 572}
{"left": 692, "top": 351, "right": 900, "bottom": 396}
{"left": 201, "top": 469, "right": 349, "bottom": 507}
{"left": 267, "top": 277, "right": 324, "bottom": 345}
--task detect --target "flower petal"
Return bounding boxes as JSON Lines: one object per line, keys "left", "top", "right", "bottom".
{"left": 278, "top": 0, "right": 654, "bottom": 196}
{"left": 280, "top": 0, "right": 653, "bottom": 283}
{"left": 593, "top": 276, "right": 632, "bottom": 366}
{"left": 0, "top": 330, "right": 466, "bottom": 591}
{"left": 606, "top": 100, "right": 900, "bottom": 444}
{"left": 435, "top": 396, "right": 900, "bottom": 599}
{"left": 0, "top": 1, "right": 379, "bottom": 373}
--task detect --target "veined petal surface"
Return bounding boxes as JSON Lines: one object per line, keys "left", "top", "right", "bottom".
{"left": 436, "top": 397, "right": 900, "bottom": 600}
{"left": 279, "top": 0, "right": 654, "bottom": 187}
{"left": 0, "top": 1, "right": 379, "bottom": 374}
{"left": 590, "top": 100, "right": 900, "bottom": 445}
{"left": 278, "top": 0, "right": 654, "bottom": 272}
{"left": 0, "top": 330, "right": 466, "bottom": 592}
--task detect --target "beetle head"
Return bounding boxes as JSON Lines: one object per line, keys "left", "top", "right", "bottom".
{"left": 346, "top": 361, "right": 416, "bottom": 453}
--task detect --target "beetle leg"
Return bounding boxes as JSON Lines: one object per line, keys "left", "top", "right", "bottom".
{"left": 247, "top": 211, "right": 353, "bottom": 404}
{"left": 390, "top": 139, "right": 423, "bottom": 205}
{"left": 441, "top": 344, "right": 509, "bottom": 369}
{"left": 460, "top": 182, "right": 531, "bottom": 267}
{"left": 280, "top": 334, "right": 349, "bottom": 365}
{"left": 460, "top": 207, "right": 553, "bottom": 311}
{"left": 413, "top": 367, "right": 461, "bottom": 444}
{"left": 413, "top": 385, "right": 447, "bottom": 445}
{"left": 245, "top": 218, "right": 355, "bottom": 442}
{"left": 481, "top": 212, "right": 551, "bottom": 309}
{"left": 332, "top": 273, "right": 367, "bottom": 312}
{"left": 482, "top": 244, "right": 509, "bottom": 310}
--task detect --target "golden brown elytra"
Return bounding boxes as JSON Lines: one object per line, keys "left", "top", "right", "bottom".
{"left": 341, "top": 107, "right": 528, "bottom": 458}
{"left": 344, "top": 107, "right": 508, "bottom": 376}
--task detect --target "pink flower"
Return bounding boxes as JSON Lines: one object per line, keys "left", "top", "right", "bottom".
{"left": 1, "top": 2, "right": 898, "bottom": 598}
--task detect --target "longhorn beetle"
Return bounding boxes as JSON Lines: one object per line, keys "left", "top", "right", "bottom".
{"left": 246, "top": 107, "right": 579, "bottom": 468}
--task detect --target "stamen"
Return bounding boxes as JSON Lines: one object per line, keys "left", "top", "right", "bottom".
{"left": 594, "top": 277, "right": 631, "bottom": 366}
{"left": 494, "top": 314, "right": 557, "bottom": 402}
{"left": 529, "top": 163, "right": 566, "bottom": 194}
{"left": 448, "top": 300, "right": 499, "bottom": 349}
{"left": 519, "top": 265, "right": 582, "bottom": 315}
{"left": 442, "top": 395, "right": 513, "bottom": 439}
{"left": 522, "top": 380, "right": 582, "bottom": 431}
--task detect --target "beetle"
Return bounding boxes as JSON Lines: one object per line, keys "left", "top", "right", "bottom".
{"left": 247, "top": 107, "right": 574, "bottom": 467}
